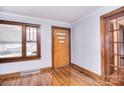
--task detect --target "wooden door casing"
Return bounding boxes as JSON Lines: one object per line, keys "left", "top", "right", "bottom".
{"left": 101, "top": 7, "right": 124, "bottom": 81}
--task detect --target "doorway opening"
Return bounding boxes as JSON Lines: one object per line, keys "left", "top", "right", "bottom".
{"left": 101, "top": 7, "right": 124, "bottom": 85}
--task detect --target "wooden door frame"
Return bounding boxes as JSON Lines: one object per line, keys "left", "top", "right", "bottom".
{"left": 51, "top": 26, "right": 71, "bottom": 68}
{"left": 100, "top": 7, "right": 124, "bottom": 81}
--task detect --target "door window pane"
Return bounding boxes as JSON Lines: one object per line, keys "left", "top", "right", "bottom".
{"left": 118, "top": 16, "right": 124, "bottom": 29}
{"left": 109, "top": 19, "right": 117, "bottom": 30}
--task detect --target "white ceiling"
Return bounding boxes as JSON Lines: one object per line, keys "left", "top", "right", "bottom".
{"left": 0, "top": 6, "right": 102, "bottom": 23}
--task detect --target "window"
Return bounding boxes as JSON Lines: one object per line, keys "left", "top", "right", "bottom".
{"left": 0, "top": 20, "right": 41, "bottom": 63}
{"left": 0, "top": 24, "right": 22, "bottom": 58}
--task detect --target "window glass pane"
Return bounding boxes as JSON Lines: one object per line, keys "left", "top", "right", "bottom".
{"left": 26, "top": 27, "right": 37, "bottom": 56}
{"left": 0, "top": 24, "right": 22, "bottom": 58}
{"left": 33, "top": 28, "right": 37, "bottom": 41}
{"left": 113, "top": 31, "right": 118, "bottom": 42}
{"left": 26, "top": 27, "right": 30, "bottom": 41}
{"left": 30, "top": 27, "right": 34, "bottom": 41}
{"left": 114, "top": 43, "right": 117, "bottom": 54}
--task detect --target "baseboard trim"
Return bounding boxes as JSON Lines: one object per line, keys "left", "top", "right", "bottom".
{"left": 0, "top": 67, "right": 52, "bottom": 80}
{"left": 71, "top": 63, "right": 101, "bottom": 80}
{"left": 0, "top": 72, "right": 21, "bottom": 80}
{"left": 40, "top": 67, "right": 52, "bottom": 71}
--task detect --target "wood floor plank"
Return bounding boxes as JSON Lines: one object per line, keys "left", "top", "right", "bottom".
{"left": 0, "top": 65, "right": 110, "bottom": 86}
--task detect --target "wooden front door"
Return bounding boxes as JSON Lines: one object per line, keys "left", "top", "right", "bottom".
{"left": 52, "top": 26, "right": 71, "bottom": 68}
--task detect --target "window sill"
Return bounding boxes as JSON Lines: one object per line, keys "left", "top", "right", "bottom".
{"left": 0, "top": 56, "right": 41, "bottom": 64}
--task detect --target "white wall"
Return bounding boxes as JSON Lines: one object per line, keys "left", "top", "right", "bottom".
{"left": 72, "top": 6, "right": 121, "bottom": 75}
{"left": 0, "top": 12, "right": 71, "bottom": 74}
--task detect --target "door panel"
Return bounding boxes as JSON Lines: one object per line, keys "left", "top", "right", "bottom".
{"left": 52, "top": 27, "right": 70, "bottom": 68}
{"left": 102, "top": 8, "right": 124, "bottom": 85}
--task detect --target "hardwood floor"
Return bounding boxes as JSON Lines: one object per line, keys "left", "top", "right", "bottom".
{"left": 0, "top": 65, "right": 111, "bottom": 86}
{"left": 110, "top": 71, "right": 124, "bottom": 86}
